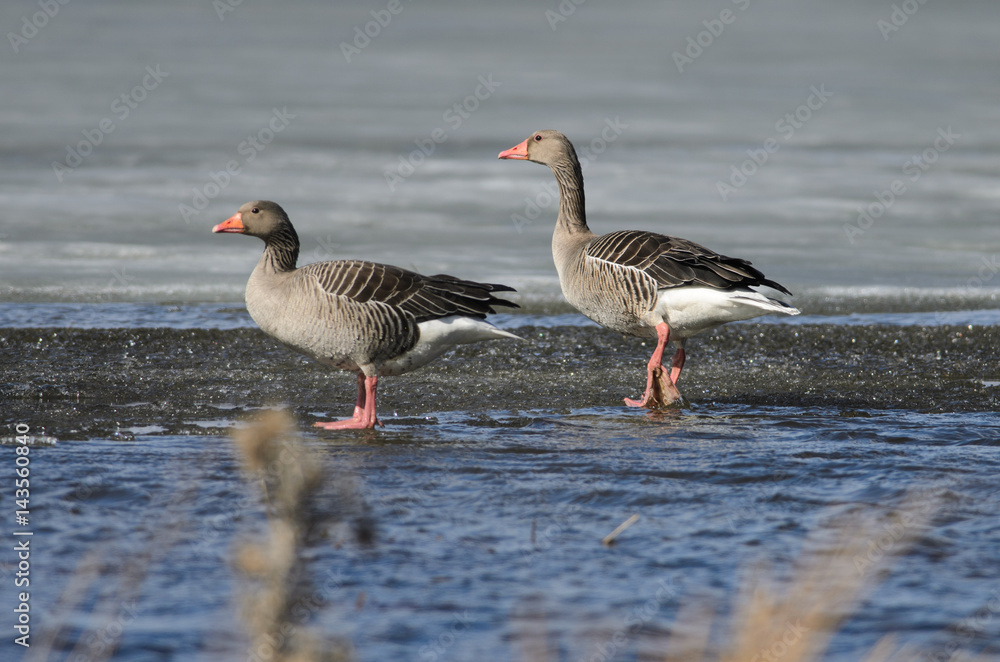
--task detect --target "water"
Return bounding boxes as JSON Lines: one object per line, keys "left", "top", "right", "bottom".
{"left": 2, "top": 0, "right": 1000, "bottom": 660}
{"left": 2, "top": 0, "right": 999, "bottom": 301}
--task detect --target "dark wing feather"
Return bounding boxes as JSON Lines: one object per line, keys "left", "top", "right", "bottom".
{"left": 299, "top": 260, "right": 519, "bottom": 322}
{"left": 585, "top": 230, "right": 792, "bottom": 295}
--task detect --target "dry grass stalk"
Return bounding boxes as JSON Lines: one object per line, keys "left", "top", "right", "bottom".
{"left": 233, "top": 409, "right": 357, "bottom": 662}
{"left": 24, "top": 550, "right": 104, "bottom": 662}
{"left": 26, "top": 464, "right": 194, "bottom": 662}
{"left": 519, "top": 491, "right": 986, "bottom": 662}
{"left": 719, "top": 498, "right": 933, "bottom": 661}
{"left": 659, "top": 492, "right": 956, "bottom": 662}
{"left": 511, "top": 597, "right": 554, "bottom": 662}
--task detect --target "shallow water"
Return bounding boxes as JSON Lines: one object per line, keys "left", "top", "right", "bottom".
{"left": 16, "top": 424, "right": 1000, "bottom": 661}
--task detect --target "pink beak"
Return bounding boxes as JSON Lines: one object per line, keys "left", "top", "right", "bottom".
{"left": 212, "top": 212, "right": 244, "bottom": 233}
{"left": 498, "top": 138, "right": 530, "bottom": 160}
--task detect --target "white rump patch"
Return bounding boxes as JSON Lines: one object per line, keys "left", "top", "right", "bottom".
{"left": 380, "top": 315, "right": 521, "bottom": 376}
{"left": 652, "top": 287, "right": 800, "bottom": 338}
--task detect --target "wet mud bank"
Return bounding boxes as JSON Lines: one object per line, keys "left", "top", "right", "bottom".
{"left": 2, "top": 322, "right": 998, "bottom": 441}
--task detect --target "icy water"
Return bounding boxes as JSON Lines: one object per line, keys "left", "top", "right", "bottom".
{"left": 3, "top": 0, "right": 1000, "bottom": 660}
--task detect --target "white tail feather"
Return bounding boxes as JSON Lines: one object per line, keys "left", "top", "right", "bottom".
{"left": 380, "top": 315, "right": 521, "bottom": 376}
{"left": 655, "top": 287, "right": 799, "bottom": 338}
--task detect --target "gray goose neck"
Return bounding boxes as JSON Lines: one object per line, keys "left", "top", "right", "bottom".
{"left": 552, "top": 160, "right": 589, "bottom": 234}
{"left": 262, "top": 225, "right": 299, "bottom": 272}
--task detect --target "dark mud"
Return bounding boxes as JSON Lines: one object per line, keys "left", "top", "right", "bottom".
{"left": 3, "top": 321, "right": 998, "bottom": 441}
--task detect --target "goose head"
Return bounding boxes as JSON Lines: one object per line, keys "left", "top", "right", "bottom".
{"left": 213, "top": 200, "right": 291, "bottom": 240}
{"left": 498, "top": 130, "right": 579, "bottom": 169}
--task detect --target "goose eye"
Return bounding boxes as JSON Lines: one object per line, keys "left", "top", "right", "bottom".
{"left": 251, "top": 207, "right": 259, "bottom": 214}
{"left": 533, "top": 134, "right": 542, "bottom": 142}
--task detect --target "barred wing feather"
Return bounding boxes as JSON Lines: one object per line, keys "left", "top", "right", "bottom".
{"left": 299, "top": 260, "right": 518, "bottom": 322}
{"left": 585, "top": 230, "right": 791, "bottom": 294}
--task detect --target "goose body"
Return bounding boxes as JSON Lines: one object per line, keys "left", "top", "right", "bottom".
{"left": 500, "top": 130, "right": 798, "bottom": 407}
{"left": 215, "top": 201, "right": 519, "bottom": 429}
{"left": 555, "top": 229, "right": 796, "bottom": 340}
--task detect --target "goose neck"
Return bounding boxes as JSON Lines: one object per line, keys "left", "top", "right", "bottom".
{"left": 261, "top": 227, "right": 299, "bottom": 273}
{"left": 552, "top": 161, "right": 589, "bottom": 234}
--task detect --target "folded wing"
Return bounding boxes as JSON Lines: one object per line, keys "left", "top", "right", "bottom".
{"left": 585, "top": 230, "right": 792, "bottom": 295}
{"left": 299, "top": 259, "right": 520, "bottom": 322}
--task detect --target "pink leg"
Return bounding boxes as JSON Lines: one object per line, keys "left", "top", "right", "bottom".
{"left": 349, "top": 373, "right": 366, "bottom": 420}
{"left": 358, "top": 375, "right": 383, "bottom": 428}
{"left": 624, "top": 322, "right": 683, "bottom": 408}
{"left": 669, "top": 345, "right": 686, "bottom": 385}
{"left": 314, "top": 374, "right": 384, "bottom": 430}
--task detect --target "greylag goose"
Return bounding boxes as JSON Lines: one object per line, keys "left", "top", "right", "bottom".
{"left": 499, "top": 130, "right": 799, "bottom": 407}
{"left": 213, "top": 200, "right": 520, "bottom": 429}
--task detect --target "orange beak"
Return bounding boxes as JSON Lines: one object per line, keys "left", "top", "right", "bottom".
{"left": 212, "top": 212, "right": 245, "bottom": 233}
{"left": 498, "top": 138, "right": 530, "bottom": 160}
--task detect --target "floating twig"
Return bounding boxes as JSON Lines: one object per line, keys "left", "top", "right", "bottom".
{"left": 602, "top": 513, "right": 640, "bottom": 546}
